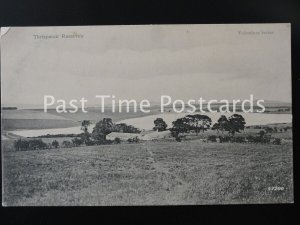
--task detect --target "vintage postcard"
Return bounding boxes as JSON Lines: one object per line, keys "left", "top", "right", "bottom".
{"left": 1, "top": 24, "right": 293, "bottom": 206}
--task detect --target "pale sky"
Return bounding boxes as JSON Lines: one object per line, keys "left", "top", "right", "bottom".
{"left": 1, "top": 24, "right": 291, "bottom": 107}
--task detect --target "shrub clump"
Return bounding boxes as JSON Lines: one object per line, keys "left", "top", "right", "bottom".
{"left": 272, "top": 138, "right": 282, "bottom": 145}
{"left": 219, "top": 136, "right": 231, "bottom": 143}
{"left": 208, "top": 135, "right": 217, "bottom": 142}
{"left": 114, "top": 137, "right": 121, "bottom": 144}
{"left": 14, "top": 139, "right": 48, "bottom": 151}
{"left": 128, "top": 137, "right": 140, "bottom": 143}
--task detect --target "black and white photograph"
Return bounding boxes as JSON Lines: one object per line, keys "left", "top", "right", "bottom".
{"left": 1, "top": 24, "right": 293, "bottom": 206}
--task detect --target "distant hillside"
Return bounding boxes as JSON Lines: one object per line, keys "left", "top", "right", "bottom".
{"left": 259, "top": 100, "right": 291, "bottom": 108}
{"left": 34, "top": 108, "right": 161, "bottom": 123}
{"left": 1, "top": 109, "right": 78, "bottom": 130}
{"left": 1, "top": 107, "right": 18, "bottom": 110}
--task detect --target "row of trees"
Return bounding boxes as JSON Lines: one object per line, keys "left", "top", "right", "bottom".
{"left": 154, "top": 114, "right": 283, "bottom": 144}
{"left": 211, "top": 114, "right": 246, "bottom": 136}
{"left": 152, "top": 114, "right": 245, "bottom": 139}
{"left": 14, "top": 139, "right": 48, "bottom": 151}
{"left": 14, "top": 139, "right": 60, "bottom": 151}
{"left": 15, "top": 113, "right": 282, "bottom": 150}
{"left": 14, "top": 119, "right": 141, "bottom": 150}
{"left": 251, "top": 125, "right": 290, "bottom": 133}
{"left": 60, "top": 114, "right": 246, "bottom": 146}
{"left": 170, "top": 114, "right": 214, "bottom": 137}
{"left": 79, "top": 119, "right": 141, "bottom": 145}
{"left": 154, "top": 114, "right": 287, "bottom": 145}
{"left": 207, "top": 133, "right": 281, "bottom": 145}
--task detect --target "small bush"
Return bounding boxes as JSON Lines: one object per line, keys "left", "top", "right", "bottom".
{"left": 232, "top": 136, "right": 246, "bottom": 143}
{"left": 175, "top": 136, "right": 182, "bottom": 142}
{"left": 62, "top": 140, "right": 73, "bottom": 148}
{"left": 14, "top": 139, "right": 48, "bottom": 151}
{"left": 14, "top": 139, "right": 29, "bottom": 151}
{"left": 72, "top": 137, "right": 84, "bottom": 147}
{"left": 105, "top": 140, "right": 114, "bottom": 145}
{"left": 85, "top": 140, "right": 97, "bottom": 146}
{"left": 272, "top": 138, "right": 282, "bottom": 145}
{"left": 246, "top": 135, "right": 255, "bottom": 143}
{"left": 114, "top": 137, "right": 121, "bottom": 144}
{"left": 127, "top": 137, "right": 140, "bottom": 143}
{"left": 51, "top": 140, "right": 59, "bottom": 148}
{"left": 208, "top": 135, "right": 217, "bottom": 142}
{"left": 219, "top": 136, "right": 231, "bottom": 143}
{"left": 247, "top": 134, "right": 271, "bottom": 144}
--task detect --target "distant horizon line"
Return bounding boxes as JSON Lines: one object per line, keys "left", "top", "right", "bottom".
{"left": 1, "top": 99, "right": 292, "bottom": 110}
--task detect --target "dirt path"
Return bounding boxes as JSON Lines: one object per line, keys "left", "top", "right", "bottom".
{"left": 142, "top": 144, "right": 191, "bottom": 203}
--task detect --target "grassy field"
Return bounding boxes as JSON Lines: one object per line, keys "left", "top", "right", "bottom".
{"left": 1, "top": 119, "right": 79, "bottom": 131}
{"left": 1, "top": 109, "right": 78, "bottom": 130}
{"left": 2, "top": 140, "right": 293, "bottom": 206}
{"left": 1, "top": 108, "right": 161, "bottom": 131}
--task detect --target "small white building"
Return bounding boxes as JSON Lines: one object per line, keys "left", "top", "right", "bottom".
{"left": 106, "top": 130, "right": 172, "bottom": 141}
{"left": 140, "top": 130, "right": 172, "bottom": 140}
{"left": 106, "top": 132, "right": 141, "bottom": 141}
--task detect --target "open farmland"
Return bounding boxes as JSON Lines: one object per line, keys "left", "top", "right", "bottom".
{"left": 2, "top": 140, "right": 293, "bottom": 206}
{"left": 1, "top": 110, "right": 78, "bottom": 130}
{"left": 1, "top": 107, "right": 161, "bottom": 132}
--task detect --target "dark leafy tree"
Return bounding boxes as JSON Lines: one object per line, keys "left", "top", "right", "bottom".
{"left": 272, "top": 138, "right": 281, "bottom": 145}
{"left": 62, "top": 140, "right": 73, "bottom": 148}
{"left": 81, "top": 120, "right": 91, "bottom": 133}
{"left": 227, "top": 114, "right": 246, "bottom": 136}
{"left": 208, "top": 135, "right": 217, "bottom": 142}
{"left": 185, "top": 114, "right": 212, "bottom": 135}
{"left": 217, "top": 115, "right": 230, "bottom": 134}
{"left": 92, "top": 118, "right": 114, "bottom": 142}
{"left": 14, "top": 139, "right": 29, "bottom": 151}
{"left": 153, "top": 118, "right": 168, "bottom": 132}
{"left": 81, "top": 120, "right": 91, "bottom": 144}
{"left": 114, "top": 123, "right": 140, "bottom": 133}
{"left": 72, "top": 137, "right": 84, "bottom": 147}
{"left": 85, "top": 139, "right": 97, "bottom": 146}
{"left": 258, "top": 130, "right": 266, "bottom": 138}
{"left": 219, "top": 136, "right": 231, "bottom": 143}
{"left": 29, "top": 139, "right": 48, "bottom": 150}
{"left": 114, "top": 137, "right": 121, "bottom": 144}
{"left": 212, "top": 123, "right": 220, "bottom": 133}
{"left": 264, "top": 127, "right": 274, "bottom": 133}
{"left": 127, "top": 136, "right": 139, "bottom": 143}
{"left": 170, "top": 117, "right": 191, "bottom": 138}
{"left": 175, "top": 136, "right": 182, "bottom": 142}
{"left": 15, "top": 139, "right": 48, "bottom": 150}
{"left": 51, "top": 140, "right": 59, "bottom": 148}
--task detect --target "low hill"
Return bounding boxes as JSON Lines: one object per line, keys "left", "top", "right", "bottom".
{"left": 1, "top": 109, "right": 78, "bottom": 130}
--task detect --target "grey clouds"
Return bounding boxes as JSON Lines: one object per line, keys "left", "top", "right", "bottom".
{"left": 1, "top": 24, "right": 291, "bottom": 107}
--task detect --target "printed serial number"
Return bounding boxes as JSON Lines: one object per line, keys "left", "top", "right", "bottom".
{"left": 268, "top": 186, "right": 284, "bottom": 191}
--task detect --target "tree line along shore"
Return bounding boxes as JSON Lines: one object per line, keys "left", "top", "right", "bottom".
{"left": 11, "top": 113, "right": 292, "bottom": 151}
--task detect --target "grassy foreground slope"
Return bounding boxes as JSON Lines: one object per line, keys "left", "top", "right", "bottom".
{"left": 2, "top": 141, "right": 293, "bottom": 206}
